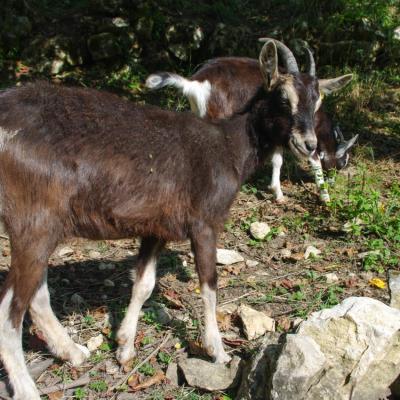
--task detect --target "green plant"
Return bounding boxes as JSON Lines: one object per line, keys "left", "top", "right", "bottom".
{"left": 158, "top": 351, "right": 172, "bottom": 365}
{"left": 74, "top": 387, "right": 87, "bottom": 399}
{"left": 89, "top": 380, "right": 108, "bottom": 392}
{"left": 138, "top": 362, "right": 155, "bottom": 376}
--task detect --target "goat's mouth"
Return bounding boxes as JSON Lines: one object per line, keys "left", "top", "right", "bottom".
{"left": 289, "top": 137, "right": 311, "bottom": 159}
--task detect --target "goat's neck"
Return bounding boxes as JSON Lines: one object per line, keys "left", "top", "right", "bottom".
{"left": 222, "top": 100, "right": 272, "bottom": 184}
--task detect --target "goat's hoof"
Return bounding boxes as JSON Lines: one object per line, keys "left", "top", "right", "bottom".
{"left": 275, "top": 196, "right": 286, "bottom": 204}
{"left": 12, "top": 382, "right": 41, "bottom": 400}
{"left": 69, "top": 344, "right": 90, "bottom": 366}
{"left": 116, "top": 344, "right": 137, "bottom": 367}
{"left": 213, "top": 351, "right": 231, "bottom": 364}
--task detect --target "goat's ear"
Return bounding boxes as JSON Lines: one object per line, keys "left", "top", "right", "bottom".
{"left": 259, "top": 40, "right": 279, "bottom": 90}
{"left": 319, "top": 74, "right": 353, "bottom": 95}
{"left": 336, "top": 134, "right": 359, "bottom": 158}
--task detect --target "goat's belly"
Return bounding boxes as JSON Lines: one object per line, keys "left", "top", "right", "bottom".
{"left": 70, "top": 206, "right": 189, "bottom": 242}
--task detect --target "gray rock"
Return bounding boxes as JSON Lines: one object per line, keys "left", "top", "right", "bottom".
{"left": 237, "top": 297, "right": 400, "bottom": 400}
{"left": 87, "top": 32, "right": 122, "bottom": 61}
{"left": 389, "top": 270, "right": 400, "bottom": 309}
{"left": 246, "top": 259, "right": 259, "bottom": 267}
{"left": 271, "top": 335, "right": 326, "bottom": 400}
{"left": 216, "top": 249, "right": 244, "bottom": 265}
{"left": 179, "top": 356, "right": 242, "bottom": 391}
{"left": 249, "top": 222, "right": 271, "bottom": 240}
{"left": 304, "top": 245, "right": 321, "bottom": 259}
{"left": 166, "top": 362, "right": 179, "bottom": 386}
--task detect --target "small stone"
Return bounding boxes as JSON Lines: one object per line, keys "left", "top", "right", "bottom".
{"left": 179, "top": 356, "right": 242, "bottom": 391}
{"left": 280, "top": 248, "right": 292, "bottom": 259}
{"left": 166, "top": 362, "right": 179, "bottom": 386}
{"left": 58, "top": 246, "right": 74, "bottom": 257}
{"left": 103, "top": 279, "right": 115, "bottom": 287}
{"left": 71, "top": 293, "right": 84, "bottom": 305}
{"left": 246, "top": 259, "right": 259, "bottom": 267}
{"left": 325, "top": 273, "right": 339, "bottom": 284}
{"left": 216, "top": 249, "right": 244, "bottom": 265}
{"left": 89, "top": 250, "right": 101, "bottom": 258}
{"left": 304, "top": 245, "right": 321, "bottom": 260}
{"left": 238, "top": 304, "right": 275, "bottom": 340}
{"left": 249, "top": 222, "right": 271, "bottom": 240}
{"left": 389, "top": 270, "right": 400, "bottom": 309}
{"left": 87, "top": 334, "right": 103, "bottom": 352}
{"left": 105, "top": 360, "right": 119, "bottom": 375}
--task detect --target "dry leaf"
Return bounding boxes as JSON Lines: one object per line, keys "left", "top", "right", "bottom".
{"left": 162, "top": 290, "right": 184, "bottom": 309}
{"left": 127, "top": 374, "right": 141, "bottom": 389}
{"left": 216, "top": 311, "right": 232, "bottom": 331}
{"left": 131, "top": 370, "right": 165, "bottom": 391}
{"left": 188, "top": 340, "right": 208, "bottom": 357}
{"left": 48, "top": 391, "right": 63, "bottom": 400}
{"left": 369, "top": 278, "right": 386, "bottom": 289}
{"left": 280, "top": 279, "right": 295, "bottom": 290}
{"left": 223, "top": 263, "right": 244, "bottom": 276}
{"left": 277, "top": 316, "right": 291, "bottom": 332}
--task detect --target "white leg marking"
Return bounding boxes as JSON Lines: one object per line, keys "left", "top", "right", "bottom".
{"left": 116, "top": 255, "right": 157, "bottom": 365}
{"left": 308, "top": 155, "right": 330, "bottom": 203}
{"left": 0, "top": 289, "right": 41, "bottom": 400}
{"left": 30, "top": 279, "right": 90, "bottom": 366}
{"left": 269, "top": 147, "right": 285, "bottom": 202}
{"left": 201, "top": 284, "right": 230, "bottom": 364}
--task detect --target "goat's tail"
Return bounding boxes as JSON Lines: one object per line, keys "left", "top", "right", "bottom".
{"left": 145, "top": 72, "right": 211, "bottom": 117}
{"left": 145, "top": 72, "right": 190, "bottom": 92}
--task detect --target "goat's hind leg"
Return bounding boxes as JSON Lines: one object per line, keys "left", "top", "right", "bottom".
{"left": 191, "top": 223, "right": 230, "bottom": 364}
{"left": 0, "top": 237, "right": 56, "bottom": 400}
{"left": 29, "top": 274, "right": 90, "bottom": 366}
{"left": 116, "top": 237, "right": 164, "bottom": 366}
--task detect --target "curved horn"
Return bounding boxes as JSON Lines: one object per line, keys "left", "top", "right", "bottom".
{"left": 336, "top": 134, "right": 359, "bottom": 159}
{"left": 305, "top": 48, "right": 316, "bottom": 77}
{"left": 259, "top": 37, "right": 299, "bottom": 74}
{"left": 334, "top": 125, "right": 345, "bottom": 143}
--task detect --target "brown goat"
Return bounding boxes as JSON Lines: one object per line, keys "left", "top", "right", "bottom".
{"left": 146, "top": 40, "right": 358, "bottom": 202}
{"left": 0, "top": 40, "right": 321, "bottom": 399}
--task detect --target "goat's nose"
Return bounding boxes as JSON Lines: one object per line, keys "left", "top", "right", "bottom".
{"left": 305, "top": 141, "right": 317, "bottom": 153}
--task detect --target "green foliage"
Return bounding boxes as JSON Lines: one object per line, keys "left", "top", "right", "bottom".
{"left": 138, "top": 362, "right": 155, "bottom": 376}
{"left": 74, "top": 387, "right": 87, "bottom": 399}
{"left": 89, "top": 380, "right": 108, "bottom": 392}
{"left": 157, "top": 351, "right": 172, "bottom": 365}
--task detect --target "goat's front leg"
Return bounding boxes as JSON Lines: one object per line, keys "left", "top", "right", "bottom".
{"left": 308, "top": 152, "right": 330, "bottom": 203}
{"left": 116, "top": 237, "right": 164, "bottom": 366}
{"left": 30, "top": 274, "right": 90, "bottom": 366}
{"left": 191, "top": 224, "right": 231, "bottom": 364}
{"left": 269, "top": 146, "right": 285, "bottom": 202}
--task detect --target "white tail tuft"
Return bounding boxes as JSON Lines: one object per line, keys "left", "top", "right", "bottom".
{"left": 145, "top": 72, "right": 211, "bottom": 117}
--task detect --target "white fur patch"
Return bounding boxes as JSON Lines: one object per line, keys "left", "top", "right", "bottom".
{"left": 0, "top": 289, "right": 41, "bottom": 399}
{"left": 282, "top": 77, "right": 299, "bottom": 115}
{"left": 269, "top": 147, "right": 284, "bottom": 201}
{"left": 201, "top": 284, "right": 230, "bottom": 363}
{"left": 182, "top": 80, "right": 211, "bottom": 117}
{"left": 117, "top": 254, "right": 158, "bottom": 365}
{"left": 0, "top": 127, "right": 19, "bottom": 150}
{"left": 30, "top": 280, "right": 89, "bottom": 366}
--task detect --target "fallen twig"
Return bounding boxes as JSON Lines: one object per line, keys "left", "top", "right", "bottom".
{"left": 39, "top": 374, "right": 90, "bottom": 395}
{"left": 109, "top": 331, "right": 171, "bottom": 396}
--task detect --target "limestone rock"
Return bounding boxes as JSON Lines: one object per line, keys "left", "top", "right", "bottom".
{"left": 87, "top": 334, "right": 104, "bottom": 351}
{"left": 295, "top": 297, "right": 400, "bottom": 400}
{"left": 166, "top": 362, "right": 179, "bottom": 386}
{"left": 216, "top": 249, "right": 244, "bottom": 265}
{"left": 246, "top": 259, "right": 259, "bottom": 268}
{"left": 304, "top": 245, "right": 321, "bottom": 259}
{"left": 58, "top": 246, "right": 74, "bottom": 257}
{"left": 271, "top": 335, "right": 326, "bottom": 400}
{"left": 249, "top": 222, "right": 271, "bottom": 240}
{"left": 238, "top": 304, "right": 275, "bottom": 340}
{"left": 238, "top": 297, "right": 400, "bottom": 400}
{"left": 325, "top": 272, "right": 339, "bottom": 284}
{"left": 179, "top": 356, "right": 241, "bottom": 391}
